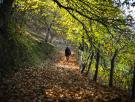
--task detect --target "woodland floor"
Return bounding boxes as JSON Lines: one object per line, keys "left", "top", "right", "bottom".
{"left": 0, "top": 48, "right": 131, "bottom": 102}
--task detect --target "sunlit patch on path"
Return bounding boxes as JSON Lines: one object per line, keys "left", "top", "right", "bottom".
{"left": 54, "top": 51, "right": 79, "bottom": 71}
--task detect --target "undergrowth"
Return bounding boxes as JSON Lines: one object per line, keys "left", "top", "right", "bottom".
{"left": 0, "top": 25, "right": 55, "bottom": 78}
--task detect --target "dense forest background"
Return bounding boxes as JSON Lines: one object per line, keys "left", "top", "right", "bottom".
{"left": 0, "top": 0, "right": 135, "bottom": 101}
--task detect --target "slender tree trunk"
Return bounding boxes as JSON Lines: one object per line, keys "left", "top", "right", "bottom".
{"left": 49, "top": 32, "right": 54, "bottom": 43}
{"left": 109, "top": 49, "right": 118, "bottom": 87}
{"left": 93, "top": 50, "right": 100, "bottom": 82}
{"left": 81, "top": 51, "right": 91, "bottom": 74}
{"left": 78, "top": 49, "right": 83, "bottom": 68}
{"left": 81, "top": 35, "right": 84, "bottom": 51}
{"left": 131, "top": 65, "right": 135, "bottom": 99}
{"left": 86, "top": 51, "right": 94, "bottom": 75}
{"left": 81, "top": 63, "right": 86, "bottom": 74}
{"left": 45, "top": 26, "right": 51, "bottom": 42}
{"left": 78, "top": 40, "right": 84, "bottom": 71}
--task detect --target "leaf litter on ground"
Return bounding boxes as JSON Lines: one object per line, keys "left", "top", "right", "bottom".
{"left": 0, "top": 50, "right": 131, "bottom": 102}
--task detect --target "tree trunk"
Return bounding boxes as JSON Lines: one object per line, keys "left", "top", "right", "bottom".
{"left": 81, "top": 51, "right": 91, "bottom": 74}
{"left": 0, "top": 0, "right": 15, "bottom": 73}
{"left": 0, "top": 0, "right": 14, "bottom": 37}
{"left": 45, "top": 26, "right": 51, "bottom": 42}
{"left": 81, "top": 63, "right": 86, "bottom": 74}
{"left": 78, "top": 49, "right": 83, "bottom": 66}
{"left": 109, "top": 49, "right": 118, "bottom": 87}
{"left": 82, "top": 35, "right": 84, "bottom": 51}
{"left": 131, "top": 65, "right": 135, "bottom": 99}
{"left": 93, "top": 50, "right": 100, "bottom": 82}
{"left": 86, "top": 51, "right": 94, "bottom": 75}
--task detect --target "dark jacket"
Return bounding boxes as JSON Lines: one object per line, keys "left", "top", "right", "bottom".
{"left": 65, "top": 47, "right": 71, "bottom": 57}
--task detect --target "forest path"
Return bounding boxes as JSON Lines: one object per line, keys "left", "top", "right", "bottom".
{"left": 0, "top": 47, "right": 128, "bottom": 102}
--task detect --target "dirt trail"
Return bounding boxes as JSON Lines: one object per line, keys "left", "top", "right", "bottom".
{"left": 0, "top": 49, "right": 129, "bottom": 102}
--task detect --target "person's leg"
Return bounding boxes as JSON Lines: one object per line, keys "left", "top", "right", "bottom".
{"left": 66, "top": 56, "right": 69, "bottom": 61}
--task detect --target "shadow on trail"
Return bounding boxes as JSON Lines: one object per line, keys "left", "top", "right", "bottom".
{"left": 0, "top": 50, "right": 129, "bottom": 102}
